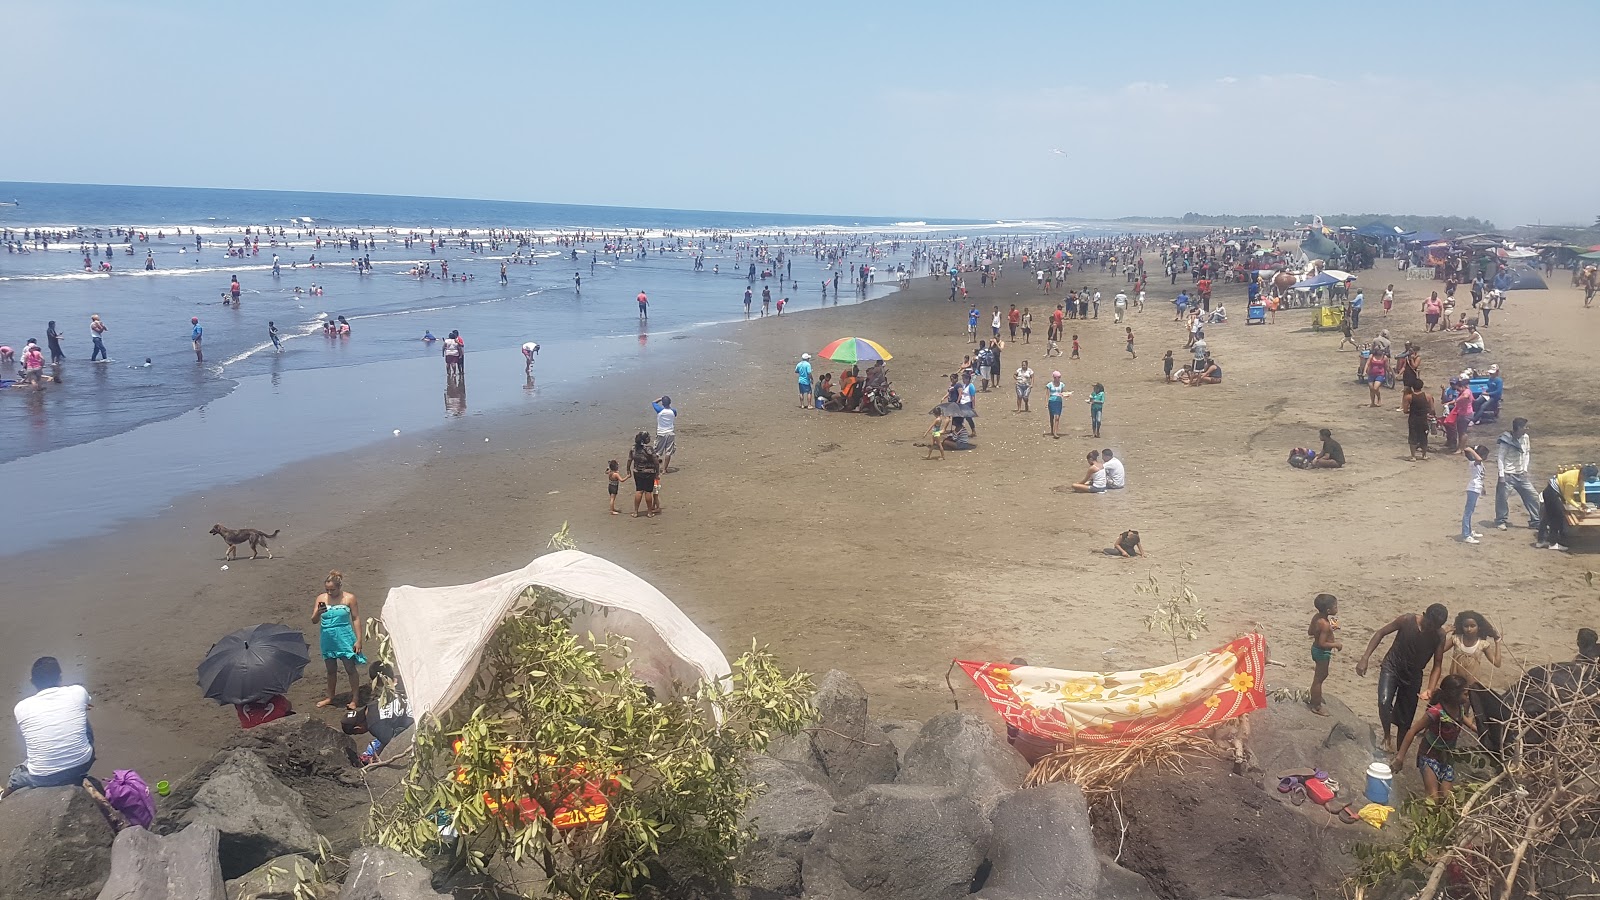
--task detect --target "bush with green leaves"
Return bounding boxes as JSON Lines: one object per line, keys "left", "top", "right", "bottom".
{"left": 368, "top": 589, "right": 812, "bottom": 900}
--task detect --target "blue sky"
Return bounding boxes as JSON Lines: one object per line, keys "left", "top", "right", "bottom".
{"left": 6, "top": 0, "right": 1598, "bottom": 226}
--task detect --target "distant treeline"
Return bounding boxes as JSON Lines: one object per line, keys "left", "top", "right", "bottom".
{"left": 1112, "top": 212, "right": 1499, "bottom": 233}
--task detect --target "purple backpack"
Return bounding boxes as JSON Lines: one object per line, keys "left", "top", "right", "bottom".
{"left": 105, "top": 769, "right": 156, "bottom": 829}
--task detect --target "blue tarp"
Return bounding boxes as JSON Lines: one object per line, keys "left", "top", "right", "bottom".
{"left": 1355, "top": 222, "right": 1402, "bottom": 238}
{"left": 1294, "top": 272, "right": 1342, "bottom": 290}
{"left": 1402, "top": 231, "right": 1445, "bottom": 244}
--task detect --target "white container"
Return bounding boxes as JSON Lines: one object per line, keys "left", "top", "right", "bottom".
{"left": 1365, "top": 762, "right": 1394, "bottom": 803}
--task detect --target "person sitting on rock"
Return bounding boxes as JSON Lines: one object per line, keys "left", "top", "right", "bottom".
{"left": 4, "top": 657, "right": 96, "bottom": 797}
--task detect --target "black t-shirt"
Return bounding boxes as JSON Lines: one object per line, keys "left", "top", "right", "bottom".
{"left": 1322, "top": 439, "right": 1345, "bottom": 466}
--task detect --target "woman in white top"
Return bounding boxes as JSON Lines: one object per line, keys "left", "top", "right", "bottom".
{"left": 1440, "top": 610, "right": 1504, "bottom": 754}
{"left": 1071, "top": 450, "right": 1107, "bottom": 493}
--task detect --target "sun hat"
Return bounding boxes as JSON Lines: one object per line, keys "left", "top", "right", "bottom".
{"left": 1051, "top": 371, "right": 1062, "bottom": 378}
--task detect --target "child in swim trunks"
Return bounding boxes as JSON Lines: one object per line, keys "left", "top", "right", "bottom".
{"left": 606, "top": 460, "right": 622, "bottom": 515}
{"left": 1394, "top": 674, "right": 1473, "bottom": 801}
{"left": 1308, "top": 593, "right": 1341, "bottom": 716}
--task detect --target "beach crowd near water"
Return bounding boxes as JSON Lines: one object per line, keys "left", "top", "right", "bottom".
{"left": 3, "top": 189, "right": 1600, "bottom": 845}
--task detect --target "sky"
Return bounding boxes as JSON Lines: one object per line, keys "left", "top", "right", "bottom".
{"left": 5, "top": 0, "right": 1599, "bottom": 227}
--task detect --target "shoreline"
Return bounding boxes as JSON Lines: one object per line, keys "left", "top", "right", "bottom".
{"left": 7, "top": 257, "right": 1598, "bottom": 786}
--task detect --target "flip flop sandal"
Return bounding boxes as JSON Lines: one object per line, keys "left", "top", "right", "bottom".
{"left": 1323, "top": 777, "right": 1341, "bottom": 795}
{"left": 1289, "top": 785, "right": 1307, "bottom": 807}
{"left": 1277, "top": 776, "right": 1301, "bottom": 794}
{"left": 1334, "top": 803, "right": 1361, "bottom": 824}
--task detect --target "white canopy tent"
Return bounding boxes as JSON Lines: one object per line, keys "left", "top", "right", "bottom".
{"left": 383, "top": 550, "right": 733, "bottom": 724}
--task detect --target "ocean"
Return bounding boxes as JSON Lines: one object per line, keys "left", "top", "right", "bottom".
{"left": 0, "top": 182, "right": 1102, "bottom": 553}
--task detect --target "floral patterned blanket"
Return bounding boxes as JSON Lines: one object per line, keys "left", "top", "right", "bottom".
{"left": 958, "top": 633, "right": 1268, "bottom": 745}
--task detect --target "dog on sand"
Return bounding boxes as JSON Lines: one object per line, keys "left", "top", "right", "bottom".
{"left": 209, "top": 524, "right": 280, "bottom": 560}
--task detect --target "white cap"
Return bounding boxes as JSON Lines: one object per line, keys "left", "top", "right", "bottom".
{"left": 801, "top": 353, "right": 811, "bottom": 360}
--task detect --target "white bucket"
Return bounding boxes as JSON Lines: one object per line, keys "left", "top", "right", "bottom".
{"left": 1366, "top": 762, "right": 1393, "bottom": 803}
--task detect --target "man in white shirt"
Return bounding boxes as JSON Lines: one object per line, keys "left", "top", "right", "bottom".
{"left": 6, "top": 657, "right": 94, "bottom": 795}
{"left": 1101, "top": 449, "right": 1127, "bottom": 489}
{"left": 1113, "top": 291, "right": 1128, "bottom": 323}
{"left": 651, "top": 396, "right": 677, "bottom": 473}
{"left": 1493, "top": 417, "right": 1541, "bottom": 531}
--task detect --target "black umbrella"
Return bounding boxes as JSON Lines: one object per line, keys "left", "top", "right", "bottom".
{"left": 197, "top": 623, "right": 311, "bottom": 705}
{"left": 929, "top": 402, "right": 978, "bottom": 418}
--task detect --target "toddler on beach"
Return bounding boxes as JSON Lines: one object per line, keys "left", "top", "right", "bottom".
{"left": 1307, "top": 593, "right": 1341, "bottom": 716}
{"left": 607, "top": 460, "right": 622, "bottom": 515}
{"left": 1070, "top": 335, "right": 1080, "bottom": 359}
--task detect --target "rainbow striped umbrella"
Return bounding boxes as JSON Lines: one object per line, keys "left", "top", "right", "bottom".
{"left": 817, "top": 337, "right": 892, "bottom": 364}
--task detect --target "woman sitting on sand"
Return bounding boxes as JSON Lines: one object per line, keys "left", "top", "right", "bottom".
{"left": 1183, "top": 358, "right": 1222, "bottom": 386}
{"left": 1071, "top": 450, "right": 1107, "bottom": 493}
{"left": 1460, "top": 327, "right": 1486, "bottom": 354}
{"left": 313, "top": 570, "right": 364, "bottom": 710}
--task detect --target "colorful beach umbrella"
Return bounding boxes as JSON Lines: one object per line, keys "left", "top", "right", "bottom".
{"left": 817, "top": 337, "right": 892, "bottom": 364}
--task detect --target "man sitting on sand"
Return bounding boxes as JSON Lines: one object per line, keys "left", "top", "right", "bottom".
{"left": 5, "top": 657, "right": 95, "bottom": 796}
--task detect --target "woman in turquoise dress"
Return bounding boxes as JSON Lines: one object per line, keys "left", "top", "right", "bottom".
{"left": 311, "top": 570, "right": 364, "bottom": 710}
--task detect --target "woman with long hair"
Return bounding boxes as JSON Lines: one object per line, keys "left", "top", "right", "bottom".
{"left": 1394, "top": 674, "right": 1474, "bottom": 800}
{"left": 1440, "top": 610, "right": 1504, "bottom": 755}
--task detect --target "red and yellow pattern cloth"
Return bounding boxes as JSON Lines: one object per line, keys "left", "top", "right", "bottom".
{"left": 958, "top": 633, "right": 1268, "bottom": 744}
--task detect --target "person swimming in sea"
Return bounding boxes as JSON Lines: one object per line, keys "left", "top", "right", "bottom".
{"left": 422, "top": 331, "right": 436, "bottom": 343}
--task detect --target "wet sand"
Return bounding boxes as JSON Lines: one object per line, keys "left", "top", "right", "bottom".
{"left": 6, "top": 257, "right": 1596, "bottom": 782}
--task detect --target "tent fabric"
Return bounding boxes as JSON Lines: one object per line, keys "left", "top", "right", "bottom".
{"left": 1298, "top": 231, "right": 1344, "bottom": 261}
{"left": 1403, "top": 231, "right": 1444, "bottom": 244}
{"left": 383, "top": 550, "right": 733, "bottom": 724}
{"left": 958, "top": 634, "right": 1269, "bottom": 745}
{"left": 1354, "top": 222, "right": 1400, "bottom": 238}
{"left": 1286, "top": 272, "right": 1337, "bottom": 288}
{"left": 1500, "top": 267, "right": 1547, "bottom": 291}
{"left": 1322, "top": 269, "right": 1355, "bottom": 282}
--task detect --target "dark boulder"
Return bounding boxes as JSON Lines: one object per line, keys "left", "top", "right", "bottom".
{"left": 97, "top": 823, "right": 226, "bottom": 900}
{"left": 737, "top": 755, "right": 836, "bottom": 897}
{"left": 339, "top": 847, "right": 447, "bottom": 900}
{"left": 804, "top": 670, "right": 900, "bottom": 795}
{"left": 220, "top": 717, "right": 359, "bottom": 785}
{"left": 0, "top": 785, "right": 116, "bottom": 899}
{"left": 1249, "top": 696, "right": 1377, "bottom": 803}
{"left": 802, "top": 784, "right": 988, "bottom": 900}
{"left": 1091, "top": 756, "right": 1350, "bottom": 900}
{"left": 177, "top": 750, "right": 323, "bottom": 879}
{"left": 897, "top": 712, "right": 1029, "bottom": 817}
{"left": 980, "top": 782, "right": 1099, "bottom": 900}
{"left": 224, "top": 853, "right": 318, "bottom": 900}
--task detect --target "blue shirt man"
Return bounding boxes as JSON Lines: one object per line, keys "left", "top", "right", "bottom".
{"left": 795, "top": 354, "right": 813, "bottom": 407}
{"left": 1175, "top": 291, "right": 1190, "bottom": 315}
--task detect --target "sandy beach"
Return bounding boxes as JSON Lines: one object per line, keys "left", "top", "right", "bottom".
{"left": 5, "top": 252, "right": 1596, "bottom": 785}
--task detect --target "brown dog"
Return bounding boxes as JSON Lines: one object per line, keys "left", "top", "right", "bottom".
{"left": 209, "top": 524, "right": 280, "bottom": 560}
